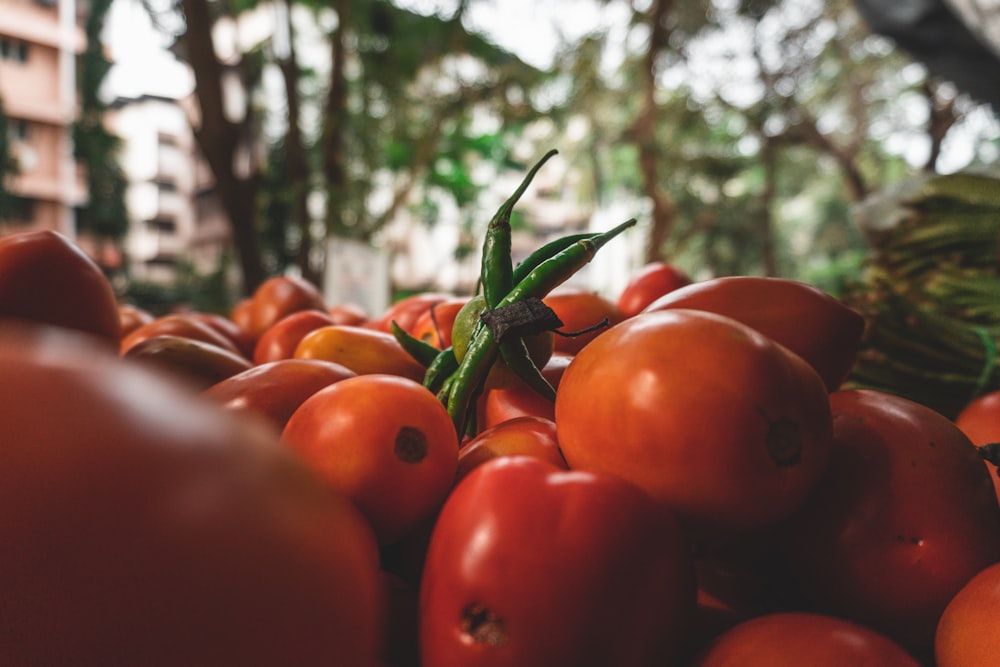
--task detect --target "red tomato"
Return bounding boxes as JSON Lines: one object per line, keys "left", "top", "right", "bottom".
{"left": 0, "top": 229, "right": 121, "bottom": 347}
{"left": 456, "top": 416, "right": 566, "bottom": 482}
{"left": 955, "top": 390, "right": 1000, "bottom": 503}
{"left": 692, "top": 612, "right": 922, "bottom": 667}
{"left": 120, "top": 313, "right": 244, "bottom": 357}
{"left": 642, "top": 276, "right": 865, "bottom": 392}
{"left": 543, "top": 286, "right": 625, "bottom": 355}
{"left": 247, "top": 275, "right": 327, "bottom": 340}
{"left": 253, "top": 309, "right": 335, "bottom": 365}
{"left": 555, "top": 309, "right": 833, "bottom": 538}
{"left": 282, "top": 374, "right": 459, "bottom": 545}
{"left": 328, "top": 301, "right": 369, "bottom": 326}
{"left": 122, "top": 334, "right": 253, "bottom": 391}
{"left": 616, "top": 261, "right": 692, "bottom": 318}
{"left": 419, "top": 456, "right": 696, "bottom": 666}
{"left": 366, "top": 292, "right": 452, "bottom": 334}
{"left": 408, "top": 296, "right": 469, "bottom": 349}
{"left": 935, "top": 561, "right": 1000, "bottom": 667}
{"left": 480, "top": 353, "right": 571, "bottom": 429}
{"left": 782, "top": 389, "right": 1000, "bottom": 656}
{"left": 0, "top": 324, "right": 382, "bottom": 666}
{"left": 185, "top": 310, "right": 257, "bottom": 358}
{"left": 203, "top": 358, "right": 357, "bottom": 432}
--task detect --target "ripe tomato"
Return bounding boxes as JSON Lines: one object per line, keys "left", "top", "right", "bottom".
{"left": 122, "top": 334, "right": 253, "bottom": 391}
{"left": 480, "top": 353, "right": 571, "bottom": 429}
{"left": 0, "top": 324, "right": 382, "bottom": 666}
{"left": 118, "top": 303, "right": 154, "bottom": 338}
{"left": 203, "top": 358, "right": 357, "bottom": 432}
{"left": 282, "top": 374, "right": 459, "bottom": 545}
{"left": 419, "top": 456, "right": 696, "bottom": 667}
{"left": 253, "top": 309, "right": 335, "bottom": 365}
{"left": 782, "top": 389, "right": 1000, "bottom": 656}
{"left": 294, "top": 324, "right": 427, "bottom": 383}
{"left": 542, "top": 286, "right": 625, "bottom": 355}
{"left": 555, "top": 309, "right": 833, "bottom": 538}
{"left": 935, "top": 561, "right": 1000, "bottom": 667}
{"left": 186, "top": 310, "right": 257, "bottom": 358}
{"left": 327, "top": 301, "right": 369, "bottom": 326}
{"left": 409, "top": 296, "right": 469, "bottom": 349}
{"left": 954, "top": 389, "right": 1000, "bottom": 503}
{"left": 120, "top": 313, "right": 244, "bottom": 357}
{"left": 247, "top": 275, "right": 327, "bottom": 340}
{"left": 366, "top": 291, "right": 452, "bottom": 334}
{"left": 455, "top": 416, "right": 567, "bottom": 483}
{"left": 642, "top": 276, "right": 865, "bottom": 392}
{"left": 0, "top": 229, "right": 120, "bottom": 347}
{"left": 616, "top": 261, "right": 692, "bottom": 318}
{"left": 692, "top": 612, "right": 922, "bottom": 667}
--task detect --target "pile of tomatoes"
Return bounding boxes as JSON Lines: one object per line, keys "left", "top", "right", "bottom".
{"left": 4, "top": 225, "right": 1000, "bottom": 667}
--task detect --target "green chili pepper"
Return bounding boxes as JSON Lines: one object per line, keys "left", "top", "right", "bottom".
{"left": 482, "top": 149, "right": 559, "bottom": 309}
{"left": 511, "top": 231, "right": 600, "bottom": 286}
{"left": 499, "top": 338, "right": 556, "bottom": 401}
{"left": 423, "top": 346, "right": 459, "bottom": 393}
{"left": 389, "top": 320, "right": 442, "bottom": 368}
{"left": 446, "top": 218, "right": 638, "bottom": 432}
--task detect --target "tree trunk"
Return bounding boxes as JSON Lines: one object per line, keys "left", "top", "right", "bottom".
{"left": 179, "top": 0, "right": 266, "bottom": 296}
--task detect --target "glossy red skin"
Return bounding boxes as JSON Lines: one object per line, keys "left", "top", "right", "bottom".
{"left": 616, "top": 261, "right": 692, "bottom": 318}
{"left": 186, "top": 311, "right": 257, "bottom": 359}
{"left": 419, "top": 456, "right": 696, "bottom": 667}
{"left": 0, "top": 230, "right": 121, "bottom": 347}
{"left": 120, "top": 313, "right": 243, "bottom": 357}
{"left": 935, "top": 561, "right": 1000, "bottom": 667}
{"left": 642, "top": 275, "right": 865, "bottom": 392}
{"left": 366, "top": 292, "right": 452, "bottom": 334}
{"left": 203, "top": 358, "right": 357, "bottom": 432}
{"left": 556, "top": 309, "right": 833, "bottom": 538}
{"left": 247, "top": 275, "right": 327, "bottom": 340}
{"left": 480, "top": 354, "right": 571, "bottom": 429}
{"left": 253, "top": 309, "right": 336, "bottom": 365}
{"left": 692, "top": 612, "right": 922, "bottom": 667}
{"left": 542, "top": 287, "right": 626, "bottom": 355}
{"left": 782, "top": 389, "right": 1000, "bottom": 656}
{"left": 455, "top": 416, "right": 567, "bottom": 483}
{"left": 0, "top": 325, "right": 382, "bottom": 666}
{"left": 122, "top": 334, "right": 254, "bottom": 391}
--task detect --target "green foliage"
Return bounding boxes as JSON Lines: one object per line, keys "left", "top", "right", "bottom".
{"left": 121, "top": 255, "right": 237, "bottom": 316}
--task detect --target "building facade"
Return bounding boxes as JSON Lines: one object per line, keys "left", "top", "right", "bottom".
{"left": 0, "top": 0, "right": 87, "bottom": 236}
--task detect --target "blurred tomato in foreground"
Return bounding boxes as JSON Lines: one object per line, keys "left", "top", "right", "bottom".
{"left": 0, "top": 324, "right": 382, "bottom": 666}
{"left": 0, "top": 229, "right": 120, "bottom": 347}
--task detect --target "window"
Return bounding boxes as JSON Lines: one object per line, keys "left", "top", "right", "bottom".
{"left": 146, "top": 217, "right": 177, "bottom": 233}
{"left": 0, "top": 38, "right": 29, "bottom": 63}
{"left": 2, "top": 197, "right": 36, "bottom": 223}
{"left": 155, "top": 178, "right": 178, "bottom": 193}
{"left": 7, "top": 119, "right": 28, "bottom": 143}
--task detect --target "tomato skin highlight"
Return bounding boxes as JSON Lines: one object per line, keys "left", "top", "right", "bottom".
{"left": 419, "top": 456, "right": 696, "bottom": 667}
{"left": 555, "top": 308, "right": 833, "bottom": 538}
{"left": 0, "top": 324, "right": 383, "bottom": 667}
{"left": 692, "top": 612, "right": 922, "bottom": 667}
{"left": 782, "top": 389, "right": 1000, "bottom": 656}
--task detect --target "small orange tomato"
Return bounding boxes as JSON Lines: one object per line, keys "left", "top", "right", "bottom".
{"left": 253, "top": 309, "right": 335, "bottom": 365}
{"left": 456, "top": 416, "right": 566, "bottom": 483}
{"left": 935, "top": 561, "right": 1000, "bottom": 667}
{"left": 282, "top": 374, "right": 459, "bottom": 545}
{"left": 543, "top": 287, "right": 625, "bottom": 355}
{"left": 294, "top": 325, "right": 427, "bottom": 383}
{"left": 616, "top": 262, "right": 692, "bottom": 318}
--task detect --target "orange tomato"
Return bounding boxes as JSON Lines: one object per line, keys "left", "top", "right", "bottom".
{"left": 282, "top": 374, "right": 459, "bottom": 545}
{"left": 366, "top": 292, "right": 452, "bottom": 334}
{"left": 294, "top": 324, "right": 427, "bottom": 383}
{"left": 935, "top": 561, "right": 1000, "bottom": 667}
{"left": 253, "top": 309, "right": 335, "bottom": 365}
{"left": 408, "top": 296, "right": 469, "bottom": 349}
{"left": 543, "top": 286, "right": 625, "bottom": 355}
{"left": 456, "top": 416, "right": 567, "bottom": 483}
{"left": 954, "top": 389, "right": 1000, "bottom": 504}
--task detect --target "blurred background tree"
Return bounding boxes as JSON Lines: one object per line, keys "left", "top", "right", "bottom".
{"left": 78, "top": 0, "right": 1000, "bottom": 299}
